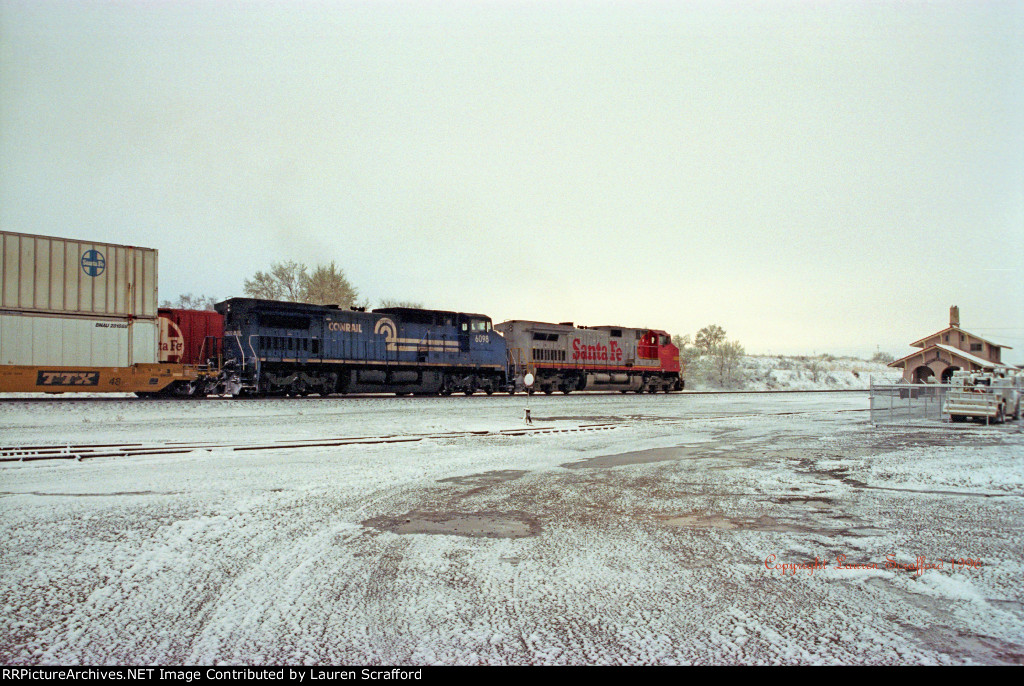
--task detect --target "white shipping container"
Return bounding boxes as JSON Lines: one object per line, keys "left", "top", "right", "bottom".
{"left": 0, "top": 312, "right": 158, "bottom": 367}
{"left": 0, "top": 230, "right": 158, "bottom": 318}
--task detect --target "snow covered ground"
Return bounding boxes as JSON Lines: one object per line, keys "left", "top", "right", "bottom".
{"left": 1, "top": 392, "right": 1022, "bottom": 665}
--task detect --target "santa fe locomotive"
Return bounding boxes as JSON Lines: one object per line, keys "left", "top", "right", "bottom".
{"left": 0, "top": 230, "right": 683, "bottom": 396}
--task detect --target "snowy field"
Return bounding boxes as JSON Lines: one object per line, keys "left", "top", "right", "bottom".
{"left": 1, "top": 392, "right": 1023, "bottom": 665}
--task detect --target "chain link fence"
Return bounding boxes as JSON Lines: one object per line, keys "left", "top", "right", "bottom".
{"left": 870, "top": 379, "right": 1024, "bottom": 428}
{"left": 869, "top": 383, "right": 950, "bottom": 424}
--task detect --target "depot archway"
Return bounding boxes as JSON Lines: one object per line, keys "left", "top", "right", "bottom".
{"left": 912, "top": 365, "right": 935, "bottom": 383}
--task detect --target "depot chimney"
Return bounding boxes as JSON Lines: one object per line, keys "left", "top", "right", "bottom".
{"left": 950, "top": 305, "right": 960, "bottom": 327}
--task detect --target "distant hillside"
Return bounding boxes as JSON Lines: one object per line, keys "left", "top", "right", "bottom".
{"left": 684, "top": 355, "right": 902, "bottom": 391}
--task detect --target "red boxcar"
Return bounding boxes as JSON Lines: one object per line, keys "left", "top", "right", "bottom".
{"left": 158, "top": 308, "right": 224, "bottom": 366}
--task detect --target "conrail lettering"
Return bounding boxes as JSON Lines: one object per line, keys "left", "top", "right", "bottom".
{"left": 36, "top": 371, "right": 100, "bottom": 386}
{"left": 328, "top": 322, "right": 362, "bottom": 333}
{"left": 571, "top": 339, "right": 623, "bottom": 362}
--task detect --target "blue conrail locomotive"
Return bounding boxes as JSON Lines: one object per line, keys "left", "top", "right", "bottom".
{"left": 216, "top": 298, "right": 509, "bottom": 396}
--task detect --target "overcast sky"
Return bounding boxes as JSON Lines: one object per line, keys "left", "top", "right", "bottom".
{"left": 2, "top": 0, "right": 1022, "bottom": 360}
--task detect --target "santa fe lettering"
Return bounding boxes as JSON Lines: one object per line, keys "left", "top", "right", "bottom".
{"left": 571, "top": 339, "right": 623, "bottom": 362}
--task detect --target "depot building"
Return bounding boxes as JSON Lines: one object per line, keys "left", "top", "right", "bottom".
{"left": 889, "top": 306, "right": 1018, "bottom": 383}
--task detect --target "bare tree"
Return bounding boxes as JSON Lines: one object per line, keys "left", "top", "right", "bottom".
{"left": 695, "top": 325, "right": 727, "bottom": 355}
{"left": 302, "top": 262, "right": 358, "bottom": 308}
{"left": 672, "top": 333, "right": 700, "bottom": 366}
{"left": 378, "top": 299, "right": 425, "bottom": 309}
{"left": 161, "top": 293, "right": 218, "bottom": 310}
{"left": 242, "top": 260, "right": 358, "bottom": 307}
{"left": 712, "top": 340, "right": 745, "bottom": 386}
{"left": 243, "top": 260, "right": 307, "bottom": 301}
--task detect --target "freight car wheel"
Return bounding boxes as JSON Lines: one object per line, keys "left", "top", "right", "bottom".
{"left": 166, "top": 381, "right": 197, "bottom": 398}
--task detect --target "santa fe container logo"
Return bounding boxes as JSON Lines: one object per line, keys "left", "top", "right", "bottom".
{"left": 81, "top": 249, "right": 105, "bottom": 277}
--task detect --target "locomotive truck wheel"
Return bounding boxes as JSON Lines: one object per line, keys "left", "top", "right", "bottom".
{"left": 561, "top": 386, "right": 572, "bottom": 394}
{"left": 485, "top": 388, "right": 494, "bottom": 395}
{"left": 543, "top": 387, "right": 554, "bottom": 395}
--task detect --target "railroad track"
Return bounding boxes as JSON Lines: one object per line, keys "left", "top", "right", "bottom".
{"left": 0, "top": 423, "right": 622, "bottom": 462}
{"left": 1, "top": 408, "right": 871, "bottom": 463}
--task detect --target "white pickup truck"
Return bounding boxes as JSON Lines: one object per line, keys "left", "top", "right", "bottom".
{"left": 944, "top": 370, "right": 1022, "bottom": 424}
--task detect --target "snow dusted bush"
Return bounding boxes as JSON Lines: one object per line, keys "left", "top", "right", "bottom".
{"left": 683, "top": 354, "right": 900, "bottom": 391}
